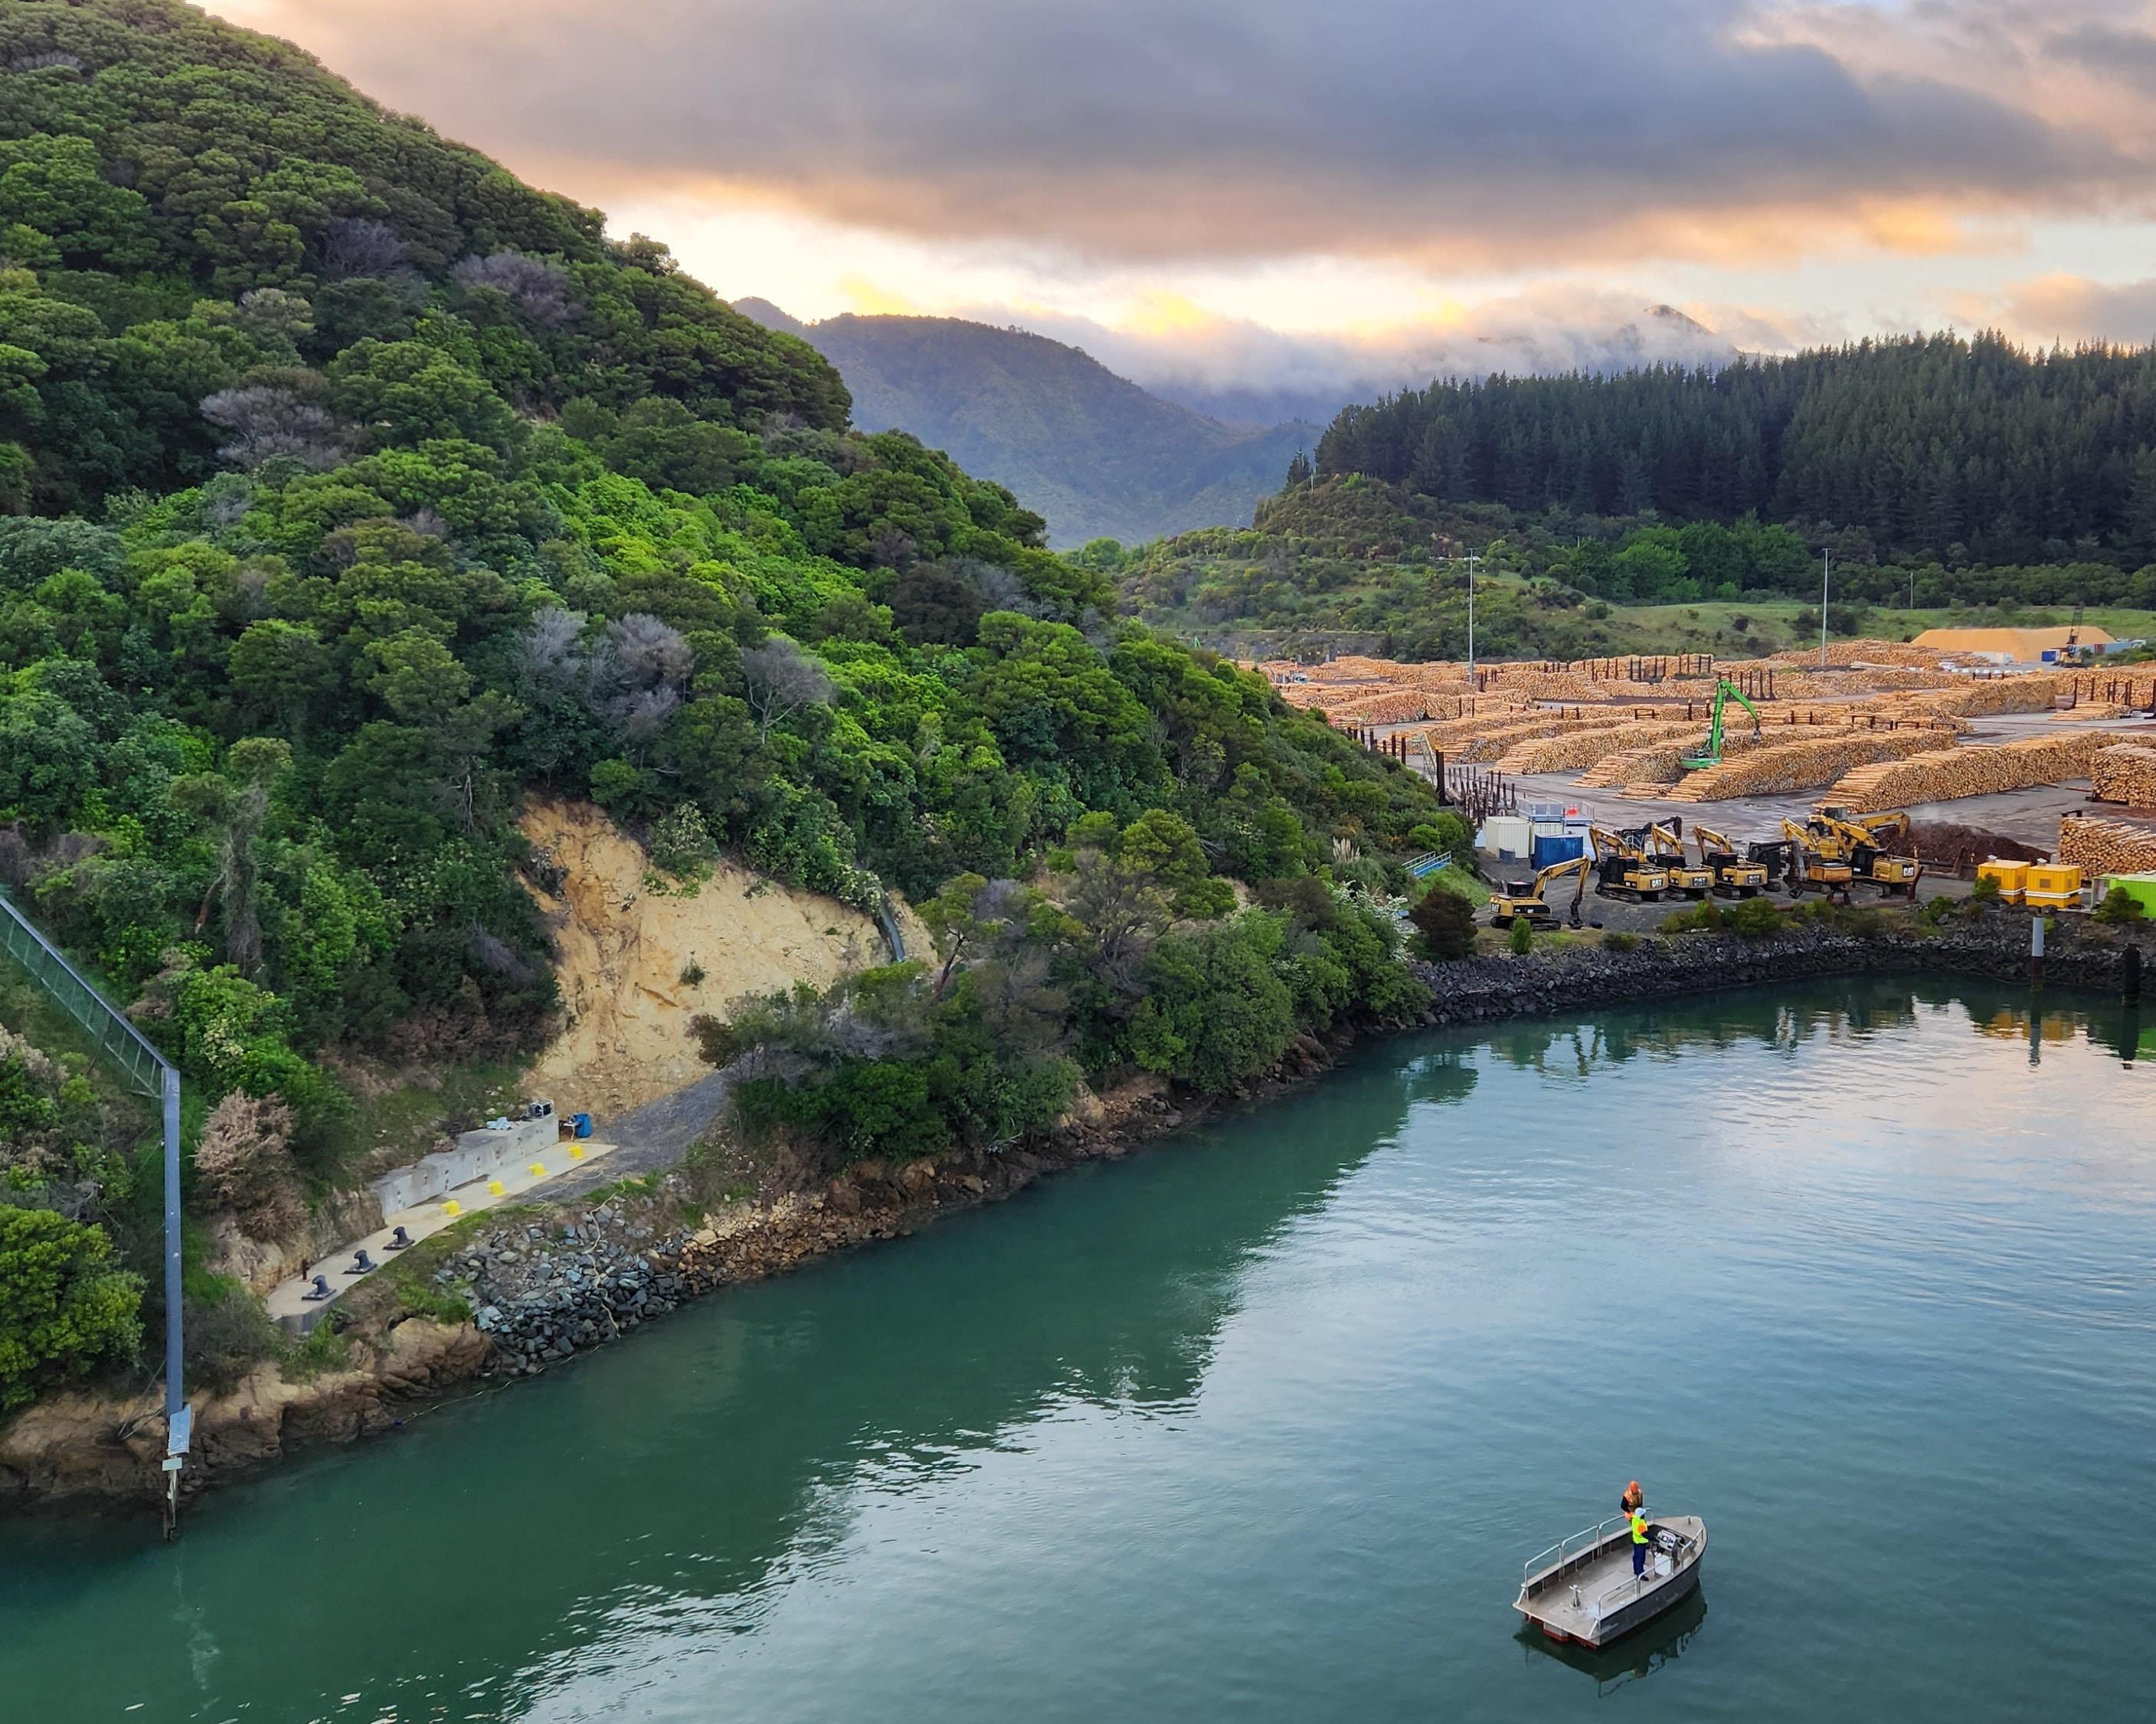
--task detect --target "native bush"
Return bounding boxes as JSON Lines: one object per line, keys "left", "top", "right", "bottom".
{"left": 0, "top": 1206, "right": 142, "bottom": 1408}
{"left": 1409, "top": 884, "right": 1477, "bottom": 960}
{"left": 2094, "top": 887, "right": 2147, "bottom": 925}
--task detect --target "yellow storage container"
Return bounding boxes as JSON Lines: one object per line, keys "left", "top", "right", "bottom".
{"left": 2025, "top": 862, "right": 2085, "bottom": 908}
{"left": 1976, "top": 859, "right": 2028, "bottom": 904}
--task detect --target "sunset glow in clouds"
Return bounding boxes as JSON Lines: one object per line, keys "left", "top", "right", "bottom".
{"left": 204, "top": 0, "right": 2156, "bottom": 401}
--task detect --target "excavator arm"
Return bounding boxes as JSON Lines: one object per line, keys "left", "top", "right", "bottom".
{"left": 1723, "top": 682, "right": 1762, "bottom": 741}
{"left": 1683, "top": 680, "right": 1762, "bottom": 770}
{"left": 1490, "top": 854, "right": 1591, "bottom": 928}
{"left": 1807, "top": 810, "right": 1922, "bottom": 897}
{"left": 1590, "top": 825, "right": 1670, "bottom": 900}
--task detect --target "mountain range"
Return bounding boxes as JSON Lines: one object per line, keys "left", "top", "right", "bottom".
{"left": 733, "top": 301, "right": 1316, "bottom": 547}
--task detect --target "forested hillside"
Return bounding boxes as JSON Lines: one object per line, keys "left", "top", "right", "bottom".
{"left": 0, "top": 0, "right": 1441, "bottom": 1412}
{"left": 1317, "top": 335, "right": 2156, "bottom": 568}
{"left": 733, "top": 303, "right": 1314, "bottom": 547}
{"left": 1117, "top": 472, "right": 2156, "bottom": 664}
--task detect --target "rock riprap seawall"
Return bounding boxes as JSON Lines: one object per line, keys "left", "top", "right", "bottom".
{"left": 3, "top": 909, "right": 2141, "bottom": 1511}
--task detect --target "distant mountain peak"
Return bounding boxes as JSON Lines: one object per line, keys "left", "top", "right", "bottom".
{"left": 732, "top": 296, "right": 808, "bottom": 339}
{"left": 728, "top": 303, "right": 1312, "bottom": 545}
{"left": 1646, "top": 304, "right": 1713, "bottom": 334}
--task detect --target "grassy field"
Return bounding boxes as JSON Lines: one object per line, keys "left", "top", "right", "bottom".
{"left": 1602, "top": 600, "right": 2156, "bottom": 658}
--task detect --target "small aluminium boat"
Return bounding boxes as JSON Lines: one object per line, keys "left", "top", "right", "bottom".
{"left": 1513, "top": 1510, "right": 1707, "bottom": 1648}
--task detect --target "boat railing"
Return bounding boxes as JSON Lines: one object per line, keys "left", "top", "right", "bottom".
{"left": 1590, "top": 1524, "right": 1700, "bottom": 1616}
{"left": 1520, "top": 1511, "right": 1650, "bottom": 1590}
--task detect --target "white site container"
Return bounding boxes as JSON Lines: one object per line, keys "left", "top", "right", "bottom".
{"left": 1479, "top": 816, "right": 1533, "bottom": 861}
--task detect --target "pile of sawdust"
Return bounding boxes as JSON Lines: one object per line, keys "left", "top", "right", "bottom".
{"left": 520, "top": 800, "right": 929, "bottom": 1120}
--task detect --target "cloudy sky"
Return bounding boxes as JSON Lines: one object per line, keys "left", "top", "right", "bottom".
{"left": 207, "top": 0, "right": 2156, "bottom": 408}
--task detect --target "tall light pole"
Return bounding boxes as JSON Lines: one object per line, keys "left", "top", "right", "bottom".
{"left": 1463, "top": 549, "right": 1481, "bottom": 684}
{"left": 1819, "top": 547, "right": 1831, "bottom": 667}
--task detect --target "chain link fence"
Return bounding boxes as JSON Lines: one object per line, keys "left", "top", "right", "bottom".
{"left": 0, "top": 886, "right": 168, "bottom": 1099}
{"left": 0, "top": 885, "right": 188, "bottom": 1503}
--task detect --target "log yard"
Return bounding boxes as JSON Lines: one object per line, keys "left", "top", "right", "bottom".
{"left": 1253, "top": 642, "right": 2156, "bottom": 921}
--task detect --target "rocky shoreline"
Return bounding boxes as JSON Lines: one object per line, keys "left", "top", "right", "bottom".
{"left": 3, "top": 911, "right": 2137, "bottom": 1514}
{"left": 1408, "top": 914, "right": 2134, "bottom": 1025}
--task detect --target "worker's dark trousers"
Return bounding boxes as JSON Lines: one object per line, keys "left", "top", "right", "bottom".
{"left": 1632, "top": 1542, "right": 1647, "bottom": 1577}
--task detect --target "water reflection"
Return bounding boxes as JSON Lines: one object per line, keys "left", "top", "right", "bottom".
{"left": 4, "top": 975, "right": 2150, "bottom": 1723}
{"left": 1517, "top": 1586, "right": 1709, "bottom": 1696}
{"left": 1465, "top": 980, "right": 2156, "bottom": 1076}
{"left": 0, "top": 1082, "right": 1401, "bottom": 1721}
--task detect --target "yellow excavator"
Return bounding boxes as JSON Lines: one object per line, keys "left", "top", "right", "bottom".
{"left": 1808, "top": 807, "right": 1922, "bottom": 899}
{"left": 1488, "top": 855, "right": 1590, "bottom": 930}
{"left": 1778, "top": 817, "right": 1856, "bottom": 900}
{"left": 1590, "top": 825, "right": 1670, "bottom": 901}
{"left": 1643, "top": 821, "right": 1716, "bottom": 899}
{"left": 1691, "top": 824, "right": 1769, "bottom": 897}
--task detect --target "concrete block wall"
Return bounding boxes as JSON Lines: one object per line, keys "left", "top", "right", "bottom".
{"left": 370, "top": 1112, "right": 559, "bottom": 1215}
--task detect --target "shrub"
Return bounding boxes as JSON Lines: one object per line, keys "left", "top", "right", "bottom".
{"left": 649, "top": 803, "right": 718, "bottom": 882}
{"left": 1969, "top": 875, "right": 2001, "bottom": 905}
{"left": 1507, "top": 917, "right": 1534, "bottom": 956}
{"left": 191, "top": 1092, "right": 304, "bottom": 1241}
{"left": 2094, "top": 887, "right": 2146, "bottom": 925}
{"left": 1131, "top": 917, "right": 1298, "bottom": 1091}
{"left": 183, "top": 1278, "right": 283, "bottom": 1393}
{"left": 1407, "top": 814, "right": 1474, "bottom": 865}
{"left": 1726, "top": 896, "right": 1785, "bottom": 938}
{"left": 1603, "top": 931, "right": 1638, "bottom": 953}
{"left": 0, "top": 1206, "right": 142, "bottom": 1408}
{"left": 1660, "top": 900, "right": 1724, "bottom": 934}
{"left": 1409, "top": 884, "right": 1477, "bottom": 961}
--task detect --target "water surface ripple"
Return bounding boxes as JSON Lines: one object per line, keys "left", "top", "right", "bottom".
{"left": 4, "top": 980, "right": 2153, "bottom": 1721}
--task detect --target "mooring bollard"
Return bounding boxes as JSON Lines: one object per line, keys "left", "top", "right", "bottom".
{"left": 2030, "top": 913, "right": 2046, "bottom": 990}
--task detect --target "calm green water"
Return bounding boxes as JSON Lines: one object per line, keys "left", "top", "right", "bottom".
{"left": 5, "top": 980, "right": 2155, "bottom": 1722}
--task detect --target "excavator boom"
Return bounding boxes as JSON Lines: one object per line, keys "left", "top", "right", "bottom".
{"left": 1488, "top": 854, "right": 1591, "bottom": 928}
{"left": 1690, "top": 823, "right": 1768, "bottom": 896}
{"left": 1681, "top": 680, "right": 1765, "bottom": 771}
{"left": 1589, "top": 824, "right": 1670, "bottom": 901}
{"left": 1805, "top": 807, "right": 1922, "bottom": 898}
{"left": 1780, "top": 816, "right": 1856, "bottom": 898}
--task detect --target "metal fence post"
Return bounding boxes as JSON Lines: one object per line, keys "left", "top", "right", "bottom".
{"left": 0, "top": 888, "right": 187, "bottom": 1531}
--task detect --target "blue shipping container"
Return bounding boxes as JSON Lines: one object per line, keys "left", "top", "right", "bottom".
{"left": 1531, "top": 834, "right": 1587, "bottom": 869}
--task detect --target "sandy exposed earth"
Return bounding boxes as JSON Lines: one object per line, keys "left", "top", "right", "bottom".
{"left": 519, "top": 800, "right": 929, "bottom": 1121}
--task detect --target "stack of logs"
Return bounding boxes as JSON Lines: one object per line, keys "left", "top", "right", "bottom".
{"left": 1819, "top": 731, "right": 2129, "bottom": 814}
{"left": 2058, "top": 813, "right": 2156, "bottom": 876}
{"left": 2092, "top": 743, "right": 2156, "bottom": 806}
{"left": 1658, "top": 731, "right": 1948, "bottom": 803}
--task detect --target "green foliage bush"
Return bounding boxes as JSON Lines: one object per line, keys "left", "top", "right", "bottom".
{"left": 1507, "top": 917, "right": 1534, "bottom": 956}
{"left": 1726, "top": 895, "right": 1788, "bottom": 938}
{"left": 703, "top": 878, "right": 1425, "bottom": 1166}
{"left": 2093, "top": 887, "right": 2147, "bottom": 925}
{"left": 0, "top": 1205, "right": 142, "bottom": 1408}
{"left": 1660, "top": 900, "right": 1725, "bottom": 934}
{"left": 1408, "top": 882, "right": 1477, "bottom": 961}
